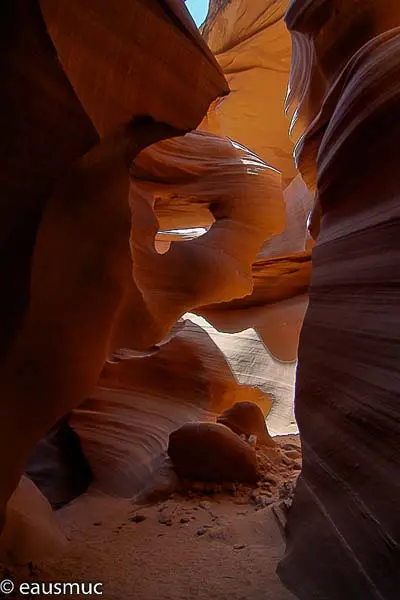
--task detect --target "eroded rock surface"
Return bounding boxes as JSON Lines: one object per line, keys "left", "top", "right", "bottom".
{"left": 201, "top": 0, "right": 296, "bottom": 183}
{"left": 0, "top": 0, "right": 228, "bottom": 559}
{"left": 277, "top": 2, "right": 400, "bottom": 599}
{"left": 26, "top": 418, "right": 92, "bottom": 510}
{"left": 0, "top": 477, "right": 66, "bottom": 566}
{"left": 1, "top": 0, "right": 313, "bottom": 581}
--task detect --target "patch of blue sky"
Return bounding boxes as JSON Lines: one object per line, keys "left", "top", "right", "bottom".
{"left": 186, "top": 0, "right": 210, "bottom": 27}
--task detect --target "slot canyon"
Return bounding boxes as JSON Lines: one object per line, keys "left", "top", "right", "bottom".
{"left": 0, "top": 1, "right": 399, "bottom": 599}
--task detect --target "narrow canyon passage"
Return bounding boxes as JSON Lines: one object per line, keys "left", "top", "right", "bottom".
{"left": 0, "top": 1, "right": 399, "bottom": 600}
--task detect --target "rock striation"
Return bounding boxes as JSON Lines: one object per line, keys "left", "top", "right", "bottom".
{"left": 1, "top": 0, "right": 317, "bottom": 578}
{"left": 0, "top": 0, "right": 228, "bottom": 562}
{"left": 21, "top": 0, "right": 313, "bottom": 511}
{"left": 277, "top": 2, "right": 400, "bottom": 599}
{"left": 201, "top": 0, "right": 296, "bottom": 183}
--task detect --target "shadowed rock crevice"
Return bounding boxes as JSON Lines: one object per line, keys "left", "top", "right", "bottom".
{"left": 277, "top": 2, "right": 400, "bottom": 599}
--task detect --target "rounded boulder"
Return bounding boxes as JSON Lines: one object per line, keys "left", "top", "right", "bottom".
{"left": 217, "top": 402, "right": 275, "bottom": 446}
{"left": 168, "top": 422, "right": 259, "bottom": 483}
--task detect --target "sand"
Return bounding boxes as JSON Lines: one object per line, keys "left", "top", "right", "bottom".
{"left": 2, "top": 435, "right": 298, "bottom": 600}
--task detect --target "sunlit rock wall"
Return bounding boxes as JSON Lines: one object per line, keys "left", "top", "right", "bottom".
{"left": 71, "top": 128, "right": 290, "bottom": 495}
{"left": 69, "top": 0, "right": 314, "bottom": 498}
{"left": 2, "top": 1, "right": 312, "bottom": 540}
{"left": 200, "top": 0, "right": 296, "bottom": 183}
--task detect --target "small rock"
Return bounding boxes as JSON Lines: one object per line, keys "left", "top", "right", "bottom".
{"left": 199, "top": 501, "right": 212, "bottom": 510}
{"left": 196, "top": 526, "right": 207, "bottom": 536}
{"left": 250, "top": 488, "right": 275, "bottom": 508}
{"left": 233, "top": 544, "right": 246, "bottom": 550}
{"left": 159, "top": 514, "right": 173, "bottom": 526}
{"left": 283, "top": 498, "right": 293, "bottom": 510}
{"left": 262, "top": 473, "right": 280, "bottom": 485}
{"left": 255, "top": 497, "right": 274, "bottom": 509}
{"left": 129, "top": 514, "right": 146, "bottom": 523}
{"left": 292, "top": 460, "right": 302, "bottom": 470}
{"left": 281, "top": 443, "right": 300, "bottom": 452}
{"left": 207, "top": 528, "right": 227, "bottom": 541}
{"left": 93, "top": 521, "right": 102, "bottom": 527}
{"left": 248, "top": 434, "right": 257, "bottom": 447}
{"left": 279, "top": 482, "right": 294, "bottom": 500}
{"left": 180, "top": 517, "right": 190, "bottom": 524}
{"left": 284, "top": 450, "right": 302, "bottom": 460}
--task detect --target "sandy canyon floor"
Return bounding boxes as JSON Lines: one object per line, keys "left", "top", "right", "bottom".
{"left": 2, "top": 436, "right": 298, "bottom": 600}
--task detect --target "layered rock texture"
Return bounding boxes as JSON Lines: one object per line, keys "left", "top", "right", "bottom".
{"left": 0, "top": 0, "right": 229, "bottom": 556}
{"left": 61, "top": 0, "right": 314, "bottom": 505}
{"left": 4, "top": 2, "right": 398, "bottom": 599}
{"left": 277, "top": 2, "right": 400, "bottom": 599}
{"left": 201, "top": 0, "right": 296, "bottom": 183}
{"left": 1, "top": 2, "right": 315, "bottom": 558}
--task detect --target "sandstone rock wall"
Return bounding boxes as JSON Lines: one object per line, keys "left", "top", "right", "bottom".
{"left": 68, "top": 1, "right": 314, "bottom": 498}
{"left": 0, "top": 0, "right": 229, "bottom": 561}
{"left": 2, "top": 0, "right": 314, "bottom": 570}
{"left": 278, "top": 2, "right": 400, "bottom": 598}
{"left": 201, "top": 0, "right": 296, "bottom": 183}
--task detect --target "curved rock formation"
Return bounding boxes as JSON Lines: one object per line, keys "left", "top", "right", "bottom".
{"left": 200, "top": 0, "right": 296, "bottom": 183}
{"left": 72, "top": 2, "right": 315, "bottom": 503}
{"left": 278, "top": 2, "right": 400, "bottom": 599}
{"left": 39, "top": 0, "right": 228, "bottom": 135}
{"left": 3, "top": 4, "right": 399, "bottom": 599}
{"left": 0, "top": 477, "right": 66, "bottom": 566}
{"left": 125, "top": 130, "right": 284, "bottom": 345}
{"left": 26, "top": 418, "right": 92, "bottom": 510}
{"left": 69, "top": 121, "right": 310, "bottom": 499}
{"left": 0, "top": 0, "right": 98, "bottom": 360}
{"left": 194, "top": 2, "right": 314, "bottom": 439}
{"left": 0, "top": 0, "right": 228, "bottom": 558}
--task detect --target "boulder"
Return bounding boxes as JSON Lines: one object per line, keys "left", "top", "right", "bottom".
{"left": 168, "top": 422, "right": 259, "bottom": 483}
{"left": 217, "top": 402, "right": 275, "bottom": 447}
